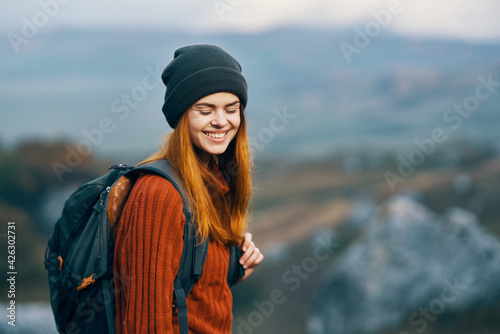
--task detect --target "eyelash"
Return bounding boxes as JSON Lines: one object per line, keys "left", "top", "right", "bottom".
{"left": 198, "top": 109, "right": 239, "bottom": 115}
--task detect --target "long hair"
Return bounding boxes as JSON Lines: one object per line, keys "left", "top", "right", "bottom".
{"left": 139, "top": 109, "right": 253, "bottom": 245}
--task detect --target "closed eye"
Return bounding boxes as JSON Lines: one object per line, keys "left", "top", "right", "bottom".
{"left": 197, "top": 109, "right": 212, "bottom": 115}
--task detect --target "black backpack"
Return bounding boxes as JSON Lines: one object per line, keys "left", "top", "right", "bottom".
{"left": 44, "top": 159, "right": 244, "bottom": 334}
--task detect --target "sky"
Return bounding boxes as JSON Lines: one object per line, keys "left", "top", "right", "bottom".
{"left": 1, "top": 0, "right": 500, "bottom": 41}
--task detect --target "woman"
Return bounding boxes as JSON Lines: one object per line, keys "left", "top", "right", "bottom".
{"left": 113, "top": 44, "right": 264, "bottom": 333}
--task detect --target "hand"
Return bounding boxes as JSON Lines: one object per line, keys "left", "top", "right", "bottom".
{"left": 238, "top": 232, "right": 264, "bottom": 283}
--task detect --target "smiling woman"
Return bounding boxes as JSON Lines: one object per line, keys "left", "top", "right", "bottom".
{"left": 113, "top": 44, "right": 263, "bottom": 334}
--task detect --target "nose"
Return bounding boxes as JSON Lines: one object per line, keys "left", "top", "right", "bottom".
{"left": 210, "top": 109, "right": 229, "bottom": 127}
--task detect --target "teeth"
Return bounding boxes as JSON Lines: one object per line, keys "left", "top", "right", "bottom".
{"left": 204, "top": 131, "right": 227, "bottom": 139}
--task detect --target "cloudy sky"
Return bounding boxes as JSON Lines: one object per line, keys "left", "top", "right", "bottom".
{"left": 2, "top": 0, "right": 500, "bottom": 41}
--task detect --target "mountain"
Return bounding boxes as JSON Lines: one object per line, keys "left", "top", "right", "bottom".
{"left": 1, "top": 27, "right": 500, "bottom": 161}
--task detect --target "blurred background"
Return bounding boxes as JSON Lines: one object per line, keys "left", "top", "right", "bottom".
{"left": 1, "top": 0, "right": 500, "bottom": 333}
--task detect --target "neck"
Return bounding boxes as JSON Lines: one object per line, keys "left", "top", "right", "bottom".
{"left": 196, "top": 149, "right": 212, "bottom": 167}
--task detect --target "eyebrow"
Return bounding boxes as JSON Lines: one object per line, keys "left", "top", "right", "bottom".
{"left": 193, "top": 101, "right": 240, "bottom": 108}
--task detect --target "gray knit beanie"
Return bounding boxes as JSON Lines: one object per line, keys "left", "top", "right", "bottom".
{"left": 161, "top": 44, "right": 248, "bottom": 128}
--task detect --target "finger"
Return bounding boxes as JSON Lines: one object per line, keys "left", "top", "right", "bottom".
{"left": 239, "top": 253, "right": 264, "bottom": 282}
{"left": 240, "top": 241, "right": 255, "bottom": 264}
{"left": 239, "top": 267, "right": 254, "bottom": 283}
{"left": 240, "top": 242, "right": 255, "bottom": 265}
{"left": 254, "top": 253, "right": 264, "bottom": 266}
{"left": 241, "top": 233, "right": 252, "bottom": 251}
{"left": 243, "top": 248, "right": 261, "bottom": 269}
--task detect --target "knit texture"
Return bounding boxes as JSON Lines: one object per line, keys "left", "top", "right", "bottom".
{"left": 114, "top": 165, "right": 233, "bottom": 333}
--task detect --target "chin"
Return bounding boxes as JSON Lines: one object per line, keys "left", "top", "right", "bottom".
{"left": 205, "top": 146, "right": 229, "bottom": 156}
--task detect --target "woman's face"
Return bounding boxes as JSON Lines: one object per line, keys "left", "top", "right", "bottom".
{"left": 187, "top": 92, "right": 241, "bottom": 164}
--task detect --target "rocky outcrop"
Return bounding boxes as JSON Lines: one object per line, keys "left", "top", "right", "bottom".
{"left": 307, "top": 195, "right": 500, "bottom": 334}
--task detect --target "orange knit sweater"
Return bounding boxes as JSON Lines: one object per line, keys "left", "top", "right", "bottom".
{"left": 114, "top": 165, "right": 233, "bottom": 333}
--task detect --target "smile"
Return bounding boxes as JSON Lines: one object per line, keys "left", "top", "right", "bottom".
{"left": 203, "top": 131, "right": 228, "bottom": 139}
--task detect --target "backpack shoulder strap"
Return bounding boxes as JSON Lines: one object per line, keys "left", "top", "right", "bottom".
{"left": 130, "top": 159, "right": 209, "bottom": 284}
{"left": 130, "top": 159, "right": 208, "bottom": 334}
{"left": 130, "top": 159, "right": 190, "bottom": 210}
{"left": 228, "top": 245, "right": 245, "bottom": 287}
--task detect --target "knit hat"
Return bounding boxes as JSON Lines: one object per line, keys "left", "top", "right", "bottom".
{"left": 161, "top": 44, "right": 248, "bottom": 128}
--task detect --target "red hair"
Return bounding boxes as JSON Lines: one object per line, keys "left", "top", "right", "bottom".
{"left": 140, "top": 110, "right": 253, "bottom": 245}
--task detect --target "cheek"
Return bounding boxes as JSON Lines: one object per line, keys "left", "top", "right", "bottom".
{"left": 187, "top": 118, "right": 205, "bottom": 146}
{"left": 230, "top": 114, "right": 241, "bottom": 131}
{"left": 188, "top": 127, "right": 198, "bottom": 145}
{"left": 188, "top": 114, "right": 204, "bottom": 133}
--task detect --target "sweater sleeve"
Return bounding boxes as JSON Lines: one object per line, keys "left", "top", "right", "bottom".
{"left": 113, "top": 174, "right": 185, "bottom": 334}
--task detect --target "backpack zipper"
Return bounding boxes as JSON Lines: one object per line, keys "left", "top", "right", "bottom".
{"left": 97, "top": 186, "right": 111, "bottom": 212}
{"left": 108, "top": 163, "right": 135, "bottom": 170}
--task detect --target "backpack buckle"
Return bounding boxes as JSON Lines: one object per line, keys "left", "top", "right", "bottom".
{"left": 77, "top": 274, "right": 96, "bottom": 291}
